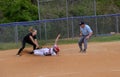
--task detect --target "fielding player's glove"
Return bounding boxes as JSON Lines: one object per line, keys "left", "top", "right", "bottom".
{"left": 36, "top": 46, "right": 42, "bottom": 49}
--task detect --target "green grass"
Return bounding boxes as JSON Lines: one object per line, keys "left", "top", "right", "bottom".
{"left": 0, "top": 43, "right": 20, "bottom": 50}
{"left": 0, "top": 34, "right": 120, "bottom": 50}
{"left": 45, "top": 34, "right": 120, "bottom": 45}
{"left": 90, "top": 34, "right": 120, "bottom": 42}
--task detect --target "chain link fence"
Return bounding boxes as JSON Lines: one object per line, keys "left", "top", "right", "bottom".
{"left": 0, "top": 14, "right": 120, "bottom": 44}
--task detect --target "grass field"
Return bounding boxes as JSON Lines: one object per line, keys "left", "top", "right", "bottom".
{"left": 0, "top": 34, "right": 120, "bottom": 50}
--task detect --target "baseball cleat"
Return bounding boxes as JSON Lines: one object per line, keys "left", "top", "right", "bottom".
{"left": 83, "top": 49, "right": 86, "bottom": 53}
{"left": 29, "top": 52, "right": 34, "bottom": 54}
{"left": 16, "top": 54, "right": 21, "bottom": 56}
{"left": 80, "top": 49, "right": 82, "bottom": 52}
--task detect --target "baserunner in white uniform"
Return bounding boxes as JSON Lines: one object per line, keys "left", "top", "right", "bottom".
{"left": 34, "top": 34, "right": 60, "bottom": 56}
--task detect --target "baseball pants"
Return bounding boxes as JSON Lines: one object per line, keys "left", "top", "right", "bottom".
{"left": 78, "top": 35, "right": 88, "bottom": 51}
{"left": 17, "top": 40, "right": 36, "bottom": 55}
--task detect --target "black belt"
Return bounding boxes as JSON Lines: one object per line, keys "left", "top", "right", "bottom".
{"left": 82, "top": 35, "right": 88, "bottom": 36}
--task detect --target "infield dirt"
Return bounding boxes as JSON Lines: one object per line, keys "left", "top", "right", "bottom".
{"left": 0, "top": 41, "right": 120, "bottom": 77}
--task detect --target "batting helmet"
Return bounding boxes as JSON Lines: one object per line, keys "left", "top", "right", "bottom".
{"left": 53, "top": 46, "right": 60, "bottom": 53}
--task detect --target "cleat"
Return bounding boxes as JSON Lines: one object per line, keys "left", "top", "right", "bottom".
{"left": 83, "top": 49, "right": 86, "bottom": 53}
{"left": 29, "top": 52, "right": 34, "bottom": 54}
{"left": 16, "top": 54, "right": 21, "bottom": 56}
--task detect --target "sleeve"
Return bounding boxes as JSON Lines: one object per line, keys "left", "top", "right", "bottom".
{"left": 87, "top": 26, "right": 93, "bottom": 33}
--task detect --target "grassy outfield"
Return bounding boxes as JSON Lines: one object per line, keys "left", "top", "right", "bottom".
{"left": 90, "top": 34, "right": 120, "bottom": 42}
{"left": 51, "top": 34, "right": 120, "bottom": 44}
{"left": 0, "top": 34, "right": 120, "bottom": 50}
{"left": 0, "top": 43, "right": 21, "bottom": 50}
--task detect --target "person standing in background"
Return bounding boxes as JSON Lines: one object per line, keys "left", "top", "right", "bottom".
{"left": 78, "top": 22, "right": 93, "bottom": 53}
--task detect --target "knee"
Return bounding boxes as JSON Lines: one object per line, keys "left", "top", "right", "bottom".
{"left": 84, "top": 38, "right": 87, "bottom": 41}
{"left": 78, "top": 42, "right": 82, "bottom": 46}
{"left": 33, "top": 50, "right": 36, "bottom": 54}
{"left": 84, "top": 40, "right": 87, "bottom": 45}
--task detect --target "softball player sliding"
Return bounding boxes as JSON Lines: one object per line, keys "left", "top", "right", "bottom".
{"left": 34, "top": 34, "right": 60, "bottom": 56}
{"left": 78, "top": 22, "right": 93, "bottom": 53}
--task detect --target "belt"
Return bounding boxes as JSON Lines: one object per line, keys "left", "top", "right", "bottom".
{"left": 82, "top": 35, "right": 88, "bottom": 36}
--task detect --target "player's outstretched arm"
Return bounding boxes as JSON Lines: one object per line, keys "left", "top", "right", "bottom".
{"left": 54, "top": 34, "right": 61, "bottom": 45}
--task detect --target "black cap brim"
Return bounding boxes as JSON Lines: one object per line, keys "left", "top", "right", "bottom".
{"left": 79, "top": 21, "right": 85, "bottom": 25}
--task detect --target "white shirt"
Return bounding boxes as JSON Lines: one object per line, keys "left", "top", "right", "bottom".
{"left": 34, "top": 46, "right": 57, "bottom": 56}
{"left": 80, "top": 24, "right": 93, "bottom": 35}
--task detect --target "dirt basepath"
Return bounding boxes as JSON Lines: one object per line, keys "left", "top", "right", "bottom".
{"left": 0, "top": 42, "right": 120, "bottom": 77}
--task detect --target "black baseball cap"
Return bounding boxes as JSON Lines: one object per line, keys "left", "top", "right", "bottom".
{"left": 79, "top": 21, "right": 85, "bottom": 25}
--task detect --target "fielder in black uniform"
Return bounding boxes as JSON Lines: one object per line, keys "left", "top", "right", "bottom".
{"left": 17, "top": 27, "right": 39, "bottom": 56}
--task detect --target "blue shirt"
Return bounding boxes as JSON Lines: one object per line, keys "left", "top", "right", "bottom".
{"left": 80, "top": 24, "right": 93, "bottom": 35}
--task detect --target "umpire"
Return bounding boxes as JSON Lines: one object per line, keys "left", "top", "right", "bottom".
{"left": 78, "top": 22, "right": 93, "bottom": 53}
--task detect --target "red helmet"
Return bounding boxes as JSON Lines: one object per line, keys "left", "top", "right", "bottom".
{"left": 53, "top": 46, "right": 60, "bottom": 53}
